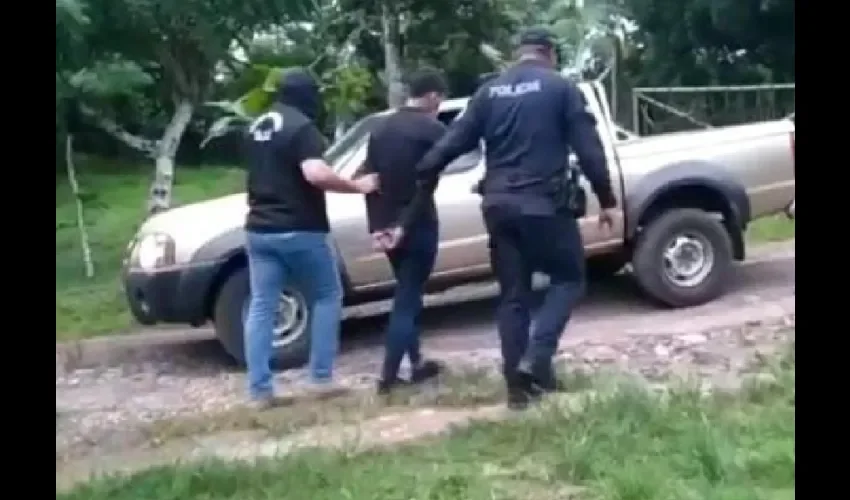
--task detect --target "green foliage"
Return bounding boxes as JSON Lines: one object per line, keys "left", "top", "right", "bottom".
{"left": 323, "top": 65, "right": 374, "bottom": 118}
{"left": 69, "top": 58, "right": 153, "bottom": 97}
{"left": 335, "top": 0, "right": 514, "bottom": 100}
{"left": 202, "top": 63, "right": 374, "bottom": 147}
{"left": 621, "top": 0, "right": 795, "bottom": 86}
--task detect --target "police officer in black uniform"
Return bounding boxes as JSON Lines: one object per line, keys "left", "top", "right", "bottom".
{"left": 381, "top": 27, "right": 619, "bottom": 410}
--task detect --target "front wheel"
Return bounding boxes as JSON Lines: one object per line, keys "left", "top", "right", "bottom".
{"left": 212, "top": 267, "right": 311, "bottom": 370}
{"left": 631, "top": 208, "right": 734, "bottom": 308}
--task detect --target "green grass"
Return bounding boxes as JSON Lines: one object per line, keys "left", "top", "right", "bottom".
{"left": 55, "top": 157, "right": 794, "bottom": 341}
{"left": 55, "top": 157, "right": 244, "bottom": 340}
{"left": 58, "top": 346, "right": 795, "bottom": 500}
{"left": 746, "top": 215, "right": 795, "bottom": 243}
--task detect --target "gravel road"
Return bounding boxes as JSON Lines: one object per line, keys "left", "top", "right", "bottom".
{"left": 56, "top": 245, "right": 794, "bottom": 465}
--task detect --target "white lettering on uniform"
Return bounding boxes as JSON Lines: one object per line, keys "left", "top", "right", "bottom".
{"left": 488, "top": 79, "right": 542, "bottom": 99}
{"left": 249, "top": 111, "right": 284, "bottom": 142}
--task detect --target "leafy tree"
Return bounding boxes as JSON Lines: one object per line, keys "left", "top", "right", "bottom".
{"left": 200, "top": 4, "right": 376, "bottom": 146}
{"left": 621, "top": 0, "right": 795, "bottom": 86}
{"left": 72, "top": 0, "right": 304, "bottom": 213}
{"left": 56, "top": 0, "right": 152, "bottom": 164}
{"left": 337, "top": 0, "right": 514, "bottom": 106}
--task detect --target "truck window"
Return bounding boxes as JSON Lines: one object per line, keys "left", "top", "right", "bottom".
{"left": 437, "top": 108, "right": 482, "bottom": 176}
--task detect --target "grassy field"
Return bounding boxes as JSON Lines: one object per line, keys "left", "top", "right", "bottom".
{"left": 55, "top": 159, "right": 795, "bottom": 341}
{"left": 58, "top": 346, "right": 795, "bottom": 500}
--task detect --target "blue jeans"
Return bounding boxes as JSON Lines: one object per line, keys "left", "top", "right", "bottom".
{"left": 244, "top": 231, "right": 343, "bottom": 400}
{"left": 381, "top": 219, "right": 439, "bottom": 381}
{"left": 482, "top": 206, "right": 585, "bottom": 385}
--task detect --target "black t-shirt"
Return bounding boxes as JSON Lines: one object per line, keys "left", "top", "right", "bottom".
{"left": 362, "top": 107, "right": 447, "bottom": 232}
{"left": 244, "top": 104, "right": 330, "bottom": 233}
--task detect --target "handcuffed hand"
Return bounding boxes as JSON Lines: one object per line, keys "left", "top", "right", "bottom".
{"left": 355, "top": 173, "right": 380, "bottom": 194}
{"left": 371, "top": 226, "right": 404, "bottom": 251}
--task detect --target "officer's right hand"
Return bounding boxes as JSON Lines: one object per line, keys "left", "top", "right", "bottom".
{"left": 598, "top": 208, "right": 616, "bottom": 231}
{"left": 355, "top": 173, "right": 380, "bottom": 194}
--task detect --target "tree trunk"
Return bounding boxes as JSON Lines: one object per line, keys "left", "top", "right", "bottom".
{"left": 65, "top": 133, "right": 95, "bottom": 279}
{"left": 334, "top": 118, "right": 349, "bottom": 141}
{"left": 147, "top": 99, "right": 194, "bottom": 215}
{"left": 380, "top": 3, "right": 405, "bottom": 108}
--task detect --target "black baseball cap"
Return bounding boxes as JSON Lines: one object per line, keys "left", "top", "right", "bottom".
{"left": 517, "top": 27, "right": 558, "bottom": 49}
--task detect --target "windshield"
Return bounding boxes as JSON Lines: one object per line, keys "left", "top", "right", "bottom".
{"left": 325, "top": 113, "right": 384, "bottom": 169}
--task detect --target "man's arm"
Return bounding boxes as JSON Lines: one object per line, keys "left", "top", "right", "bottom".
{"left": 393, "top": 120, "right": 449, "bottom": 230}
{"left": 562, "top": 83, "right": 617, "bottom": 209}
{"left": 296, "top": 125, "right": 376, "bottom": 194}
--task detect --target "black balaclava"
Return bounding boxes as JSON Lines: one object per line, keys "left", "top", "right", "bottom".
{"left": 275, "top": 68, "right": 321, "bottom": 121}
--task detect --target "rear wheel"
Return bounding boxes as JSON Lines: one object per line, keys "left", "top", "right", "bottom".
{"left": 212, "top": 267, "right": 311, "bottom": 370}
{"left": 631, "top": 208, "right": 734, "bottom": 308}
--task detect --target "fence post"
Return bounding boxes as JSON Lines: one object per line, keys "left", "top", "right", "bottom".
{"left": 631, "top": 91, "right": 640, "bottom": 134}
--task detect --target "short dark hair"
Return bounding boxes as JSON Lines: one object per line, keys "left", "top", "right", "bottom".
{"left": 407, "top": 68, "right": 448, "bottom": 98}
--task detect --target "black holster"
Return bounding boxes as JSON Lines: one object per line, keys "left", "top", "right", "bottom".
{"left": 550, "top": 168, "right": 587, "bottom": 218}
{"left": 476, "top": 167, "right": 587, "bottom": 218}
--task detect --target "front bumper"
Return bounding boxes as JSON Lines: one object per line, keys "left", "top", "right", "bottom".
{"left": 123, "top": 260, "right": 223, "bottom": 326}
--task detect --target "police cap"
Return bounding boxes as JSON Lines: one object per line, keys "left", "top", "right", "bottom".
{"left": 517, "top": 27, "right": 558, "bottom": 49}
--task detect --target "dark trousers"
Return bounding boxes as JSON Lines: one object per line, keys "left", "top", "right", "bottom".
{"left": 483, "top": 205, "right": 586, "bottom": 386}
{"left": 381, "top": 219, "right": 439, "bottom": 381}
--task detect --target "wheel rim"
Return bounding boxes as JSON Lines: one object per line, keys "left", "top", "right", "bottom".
{"left": 661, "top": 233, "right": 715, "bottom": 288}
{"left": 252, "top": 288, "right": 307, "bottom": 349}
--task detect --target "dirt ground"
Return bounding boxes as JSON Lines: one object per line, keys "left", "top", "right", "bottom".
{"left": 56, "top": 244, "right": 794, "bottom": 490}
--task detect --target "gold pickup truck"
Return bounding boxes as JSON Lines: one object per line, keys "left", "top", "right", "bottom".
{"left": 122, "top": 81, "right": 796, "bottom": 369}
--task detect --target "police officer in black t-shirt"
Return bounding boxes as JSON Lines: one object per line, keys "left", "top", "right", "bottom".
{"left": 383, "top": 28, "right": 618, "bottom": 410}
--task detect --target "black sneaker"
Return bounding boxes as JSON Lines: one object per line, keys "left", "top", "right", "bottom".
{"left": 530, "top": 373, "right": 568, "bottom": 394}
{"left": 410, "top": 359, "right": 442, "bottom": 384}
{"left": 376, "top": 377, "right": 408, "bottom": 396}
{"left": 518, "top": 363, "right": 566, "bottom": 394}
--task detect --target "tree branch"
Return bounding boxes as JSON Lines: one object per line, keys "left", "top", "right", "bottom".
{"left": 78, "top": 103, "right": 160, "bottom": 157}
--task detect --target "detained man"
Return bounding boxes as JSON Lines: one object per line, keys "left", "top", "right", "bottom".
{"left": 359, "top": 69, "right": 449, "bottom": 394}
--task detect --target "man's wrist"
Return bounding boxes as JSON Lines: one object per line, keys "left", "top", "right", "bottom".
{"left": 598, "top": 192, "right": 617, "bottom": 209}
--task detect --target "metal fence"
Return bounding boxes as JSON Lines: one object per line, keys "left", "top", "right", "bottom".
{"left": 631, "top": 83, "right": 796, "bottom": 136}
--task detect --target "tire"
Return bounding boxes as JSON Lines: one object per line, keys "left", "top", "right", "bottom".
{"left": 212, "top": 267, "right": 311, "bottom": 370}
{"left": 585, "top": 254, "right": 628, "bottom": 280}
{"left": 631, "top": 208, "right": 734, "bottom": 308}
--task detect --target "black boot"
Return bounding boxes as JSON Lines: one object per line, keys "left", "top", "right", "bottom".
{"left": 505, "top": 372, "right": 543, "bottom": 411}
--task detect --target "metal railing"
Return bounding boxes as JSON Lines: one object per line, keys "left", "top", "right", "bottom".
{"left": 631, "top": 83, "right": 796, "bottom": 135}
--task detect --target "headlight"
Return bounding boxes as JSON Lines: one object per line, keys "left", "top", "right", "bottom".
{"left": 134, "top": 233, "right": 176, "bottom": 270}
